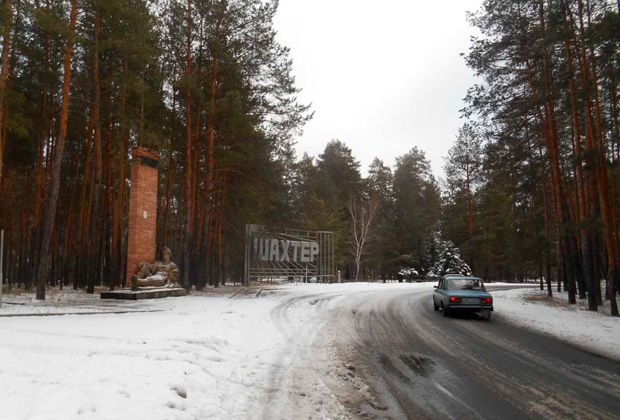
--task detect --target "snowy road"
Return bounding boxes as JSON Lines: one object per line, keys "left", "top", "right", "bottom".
{"left": 290, "top": 285, "right": 620, "bottom": 420}
{"left": 2, "top": 283, "right": 620, "bottom": 420}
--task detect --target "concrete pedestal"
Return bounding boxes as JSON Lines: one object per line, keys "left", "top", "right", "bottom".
{"left": 101, "top": 288, "right": 187, "bottom": 300}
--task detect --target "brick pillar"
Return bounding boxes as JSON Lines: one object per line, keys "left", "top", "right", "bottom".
{"left": 125, "top": 147, "right": 160, "bottom": 286}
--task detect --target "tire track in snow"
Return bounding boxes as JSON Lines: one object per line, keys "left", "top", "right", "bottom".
{"left": 260, "top": 292, "right": 347, "bottom": 419}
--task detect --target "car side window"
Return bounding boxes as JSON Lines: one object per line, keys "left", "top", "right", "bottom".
{"left": 438, "top": 279, "right": 443, "bottom": 290}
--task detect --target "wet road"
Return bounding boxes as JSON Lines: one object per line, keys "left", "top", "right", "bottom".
{"left": 339, "top": 287, "right": 620, "bottom": 420}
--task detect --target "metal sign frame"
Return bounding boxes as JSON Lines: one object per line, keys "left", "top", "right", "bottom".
{"left": 243, "top": 224, "right": 335, "bottom": 286}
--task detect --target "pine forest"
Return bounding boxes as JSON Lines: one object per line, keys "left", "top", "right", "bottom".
{"left": 0, "top": 0, "right": 619, "bottom": 317}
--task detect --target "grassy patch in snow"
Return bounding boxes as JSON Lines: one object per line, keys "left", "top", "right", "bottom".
{"left": 517, "top": 286, "right": 616, "bottom": 317}
{"left": 522, "top": 291, "right": 572, "bottom": 309}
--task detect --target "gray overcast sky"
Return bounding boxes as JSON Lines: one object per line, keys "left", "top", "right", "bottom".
{"left": 273, "top": 0, "right": 483, "bottom": 178}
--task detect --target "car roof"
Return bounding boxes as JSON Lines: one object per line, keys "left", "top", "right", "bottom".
{"left": 445, "top": 276, "right": 483, "bottom": 281}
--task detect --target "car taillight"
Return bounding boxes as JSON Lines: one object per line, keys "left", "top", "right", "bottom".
{"left": 481, "top": 297, "right": 492, "bottom": 304}
{"left": 449, "top": 296, "right": 461, "bottom": 303}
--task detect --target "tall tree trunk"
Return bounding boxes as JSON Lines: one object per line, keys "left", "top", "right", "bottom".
{"left": 190, "top": 108, "right": 199, "bottom": 284}
{"left": 576, "top": 0, "right": 618, "bottom": 315}
{"left": 1, "top": 174, "right": 10, "bottom": 287}
{"left": 104, "top": 97, "right": 112, "bottom": 288}
{"left": 0, "top": 0, "right": 12, "bottom": 188}
{"left": 50, "top": 222, "right": 59, "bottom": 287}
{"left": 36, "top": 0, "right": 78, "bottom": 300}
{"left": 466, "top": 156, "right": 474, "bottom": 270}
{"left": 182, "top": 0, "right": 193, "bottom": 291}
{"left": 18, "top": 210, "right": 26, "bottom": 287}
{"left": 74, "top": 107, "right": 94, "bottom": 289}
{"left": 5, "top": 170, "right": 13, "bottom": 287}
{"left": 537, "top": 0, "right": 572, "bottom": 300}
{"left": 563, "top": 21, "right": 594, "bottom": 306}
{"left": 200, "top": 16, "right": 222, "bottom": 286}
{"left": 63, "top": 153, "right": 80, "bottom": 288}
{"left": 29, "top": 28, "right": 51, "bottom": 292}
{"left": 525, "top": 60, "right": 564, "bottom": 294}
{"left": 87, "top": 5, "right": 103, "bottom": 295}
{"left": 113, "top": 58, "right": 129, "bottom": 289}
{"left": 162, "top": 80, "right": 175, "bottom": 248}
{"left": 611, "top": 71, "right": 620, "bottom": 299}
{"left": 537, "top": 144, "right": 553, "bottom": 297}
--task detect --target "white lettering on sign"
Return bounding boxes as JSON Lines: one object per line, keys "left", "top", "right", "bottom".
{"left": 280, "top": 240, "right": 290, "bottom": 262}
{"left": 291, "top": 241, "right": 300, "bottom": 261}
{"left": 254, "top": 238, "right": 269, "bottom": 261}
{"left": 269, "top": 240, "right": 279, "bottom": 261}
{"left": 253, "top": 238, "right": 319, "bottom": 263}
{"left": 300, "top": 242, "right": 310, "bottom": 262}
{"left": 310, "top": 242, "right": 319, "bottom": 261}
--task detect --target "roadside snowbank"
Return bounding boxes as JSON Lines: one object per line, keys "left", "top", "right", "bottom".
{"left": 493, "top": 288, "right": 620, "bottom": 361}
{"left": 0, "top": 286, "right": 240, "bottom": 315}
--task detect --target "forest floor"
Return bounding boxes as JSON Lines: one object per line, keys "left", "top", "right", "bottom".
{"left": 492, "top": 287, "right": 620, "bottom": 361}
{"left": 0, "top": 282, "right": 618, "bottom": 420}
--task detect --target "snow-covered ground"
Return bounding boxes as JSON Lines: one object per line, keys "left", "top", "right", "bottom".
{"left": 0, "top": 282, "right": 432, "bottom": 420}
{"left": 2, "top": 281, "right": 618, "bottom": 420}
{"left": 0, "top": 287, "right": 164, "bottom": 316}
{"left": 493, "top": 288, "right": 620, "bottom": 361}
{"left": 1, "top": 288, "right": 282, "bottom": 420}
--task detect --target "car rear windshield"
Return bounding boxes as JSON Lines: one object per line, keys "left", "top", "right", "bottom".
{"left": 447, "top": 278, "right": 485, "bottom": 291}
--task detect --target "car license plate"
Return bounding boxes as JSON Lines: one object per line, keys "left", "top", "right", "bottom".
{"left": 463, "top": 298, "right": 478, "bottom": 304}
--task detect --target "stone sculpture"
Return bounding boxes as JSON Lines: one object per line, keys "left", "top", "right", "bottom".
{"left": 131, "top": 246, "right": 180, "bottom": 290}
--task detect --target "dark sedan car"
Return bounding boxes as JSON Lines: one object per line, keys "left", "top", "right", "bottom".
{"left": 433, "top": 276, "right": 493, "bottom": 320}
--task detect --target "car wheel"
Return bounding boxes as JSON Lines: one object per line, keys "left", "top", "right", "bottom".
{"left": 433, "top": 300, "right": 439, "bottom": 311}
{"left": 480, "top": 309, "right": 491, "bottom": 321}
{"left": 442, "top": 303, "right": 450, "bottom": 317}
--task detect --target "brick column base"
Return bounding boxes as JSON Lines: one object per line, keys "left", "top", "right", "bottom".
{"left": 125, "top": 147, "right": 160, "bottom": 286}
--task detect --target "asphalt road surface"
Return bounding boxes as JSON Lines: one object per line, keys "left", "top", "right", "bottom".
{"left": 333, "top": 286, "right": 620, "bottom": 420}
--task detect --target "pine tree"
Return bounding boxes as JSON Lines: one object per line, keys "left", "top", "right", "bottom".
{"left": 462, "top": 0, "right": 620, "bottom": 312}
{"left": 428, "top": 240, "right": 472, "bottom": 278}
{"left": 443, "top": 123, "right": 483, "bottom": 270}
{"left": 367, "top": 158, "right": 397, "bottom": 279}
{"left": 393, "top": 147, "right": 441, "bottom": 268}
{"left": 36, "top": 0, "right": 78, "bottom": 300}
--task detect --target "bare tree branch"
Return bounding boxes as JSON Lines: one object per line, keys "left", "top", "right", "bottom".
{"left": 348, "top": 195, "right": 379, "bottom": 282}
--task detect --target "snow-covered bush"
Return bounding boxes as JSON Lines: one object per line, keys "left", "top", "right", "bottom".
{"left": 398, "top": 267, "right": 424, "bottom": 282}
{"left": 399, "top": 267, "right": 418, "bottom": 277}
{"left": 427, "top": 240, "right": 472, "bottom": 278}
